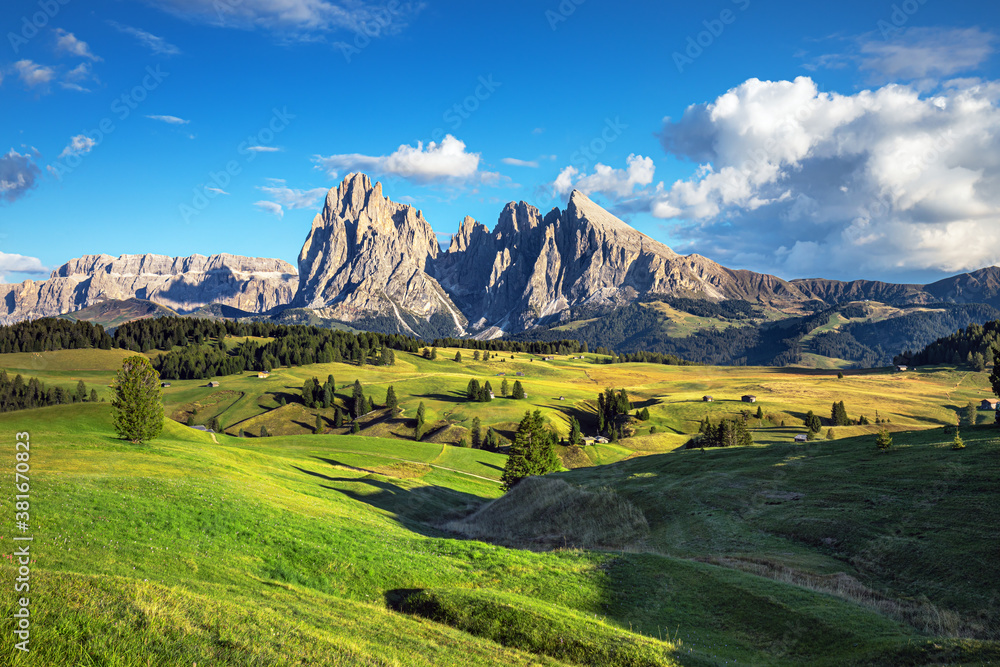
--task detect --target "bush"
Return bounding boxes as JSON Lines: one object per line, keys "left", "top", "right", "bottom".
{"left": 952, "top": 431, "right": 965, "bottom": 450}
{"left": 875, "top": 429, "right": 893, "bottom": 452}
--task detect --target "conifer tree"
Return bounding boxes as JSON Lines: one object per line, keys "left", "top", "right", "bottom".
{"left": 386, "top": 385, "right": 398, "bottom": 411}
{"left": 471, "top": 416, "right": 482, "bottom": 449}
{"left": 501, "top": 411, "right": 560, "bottom": 490}
{"left": 415, "top": 401, "right": 426, "bottom": 440}
{"left": 111, "top": 356, "right": 164, "bottom": 444}
{"left": 512, "top": 380, "right": 525, "bottom": 399}
{"left": 501, "top": 378, "right": 509, "bottom": 397}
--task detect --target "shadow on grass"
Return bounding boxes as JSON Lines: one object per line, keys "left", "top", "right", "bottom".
{"left": 292, "top": 458, "right": 490, "bottom": 536}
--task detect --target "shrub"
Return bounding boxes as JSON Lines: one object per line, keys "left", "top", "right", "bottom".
{"left": 875, "top": 429, "right": 893, "bottom": 452}
{"left": 952, "top": 431, "right": 965, "bottom": 450}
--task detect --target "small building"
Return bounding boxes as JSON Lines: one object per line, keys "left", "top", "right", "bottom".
{"left": 794, "top": 434, "right": 808, "bottom": 443}
{"left": 703, "top": 395, "right": 713, "bottom": 402}
{"left": 516, "top": 372, "right": 525, "bottom": 377}
{"left": 496, "top": 372, "right": 506, "bottom": 376}
{"left": 595, "top": 436, "right": 610, "bottom": 444}
{"left": 558, "top": 396, "right": 566, "bottom": 401}
{"left": 161, "top": 382, "right": 171, "bottom": 388}
{"left": 208, "top": 381, "right": 220, "bottom": 388}
{"left": 543, "top": 356, "right": 555, "bottom": 361}
{"left": 981, "top": 398, "right": 999, "bottom": 410}
{"left": 488, "top": 391, "right": 495, "bottom": 399}
{"left": 191, "top": 425, "right": 215, "bottom": 434}
{"left": 582, "top": 437, "right": 595, "bottom": 446}
{"left": 895, "top": 365, "right": 908, "bottom": 372}
{"left": 741, "top": 395, "right": 757, "bottom": 404}
{"left": 257, "top": 371, "right": 270, "bottom": 379}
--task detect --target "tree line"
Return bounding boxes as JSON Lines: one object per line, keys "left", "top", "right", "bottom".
{"left": 0, "top": 370, "right": 97, "bottom": 413}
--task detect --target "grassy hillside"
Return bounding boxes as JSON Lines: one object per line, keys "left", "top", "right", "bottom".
{"left": 0, "top": 346, "right": 995, "bottom": 465}
{"left": 1, "top": 404, "right": 997, "bottom": 665}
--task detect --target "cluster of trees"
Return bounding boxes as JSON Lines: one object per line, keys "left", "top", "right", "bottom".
{"left": 500, "top": 410, "right": 561, "bottom": 490}
{"left": 830, "top": 401, "right": 851, "bottom": 426}
{"left": 688, "top": 417, "right": 754, "bottom": 448}
{"left": 597, "top": 388, "right": 631, "bottom": 436}
{"left": 462, "top": 416, "right": 503, "bottom": 451}
{"left": 300, "top": 376, "right": 378, "bottom": 421}
{"left": 0, "top": 370, "right": 97, "bottom": 412}
{"left": 0, "top": 318, "right": 114, "bottom": 353}
{"left": 431, "top": 337, "right": 588, "bottom": 356}
{"left": 466, "top": 379, "right": 494, "bottom": 402}
{"left": 143, "top": 319, "right": 405, "bottom": 379}
{"left": 895, "top": 318, "right": 1000, "bottom": 369}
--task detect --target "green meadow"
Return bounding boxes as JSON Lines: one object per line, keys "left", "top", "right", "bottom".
{"left": 0, "top": 348, "right": 997, "bottom": 664}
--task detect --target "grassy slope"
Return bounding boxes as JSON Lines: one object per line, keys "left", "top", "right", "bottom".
{"left": 1, "top": 347, "right": 994, "bottom": 461}
{"left": 2, "top": 405, "right": 996, "bottom": 664}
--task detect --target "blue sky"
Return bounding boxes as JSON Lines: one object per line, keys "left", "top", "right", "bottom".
{"left": 3, "top": 0, "right": 1000, "bottom": 285}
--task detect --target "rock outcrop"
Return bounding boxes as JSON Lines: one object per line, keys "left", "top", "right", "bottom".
{"left": 0, "top": 253, "right": 297, "bottom": 324}
{"left": 293, "top": 173, "right": 467, "bottom": 335}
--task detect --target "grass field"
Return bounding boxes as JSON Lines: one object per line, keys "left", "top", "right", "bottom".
{"left": 0, "top": 346, "right": 993, "bottom": 469}
{"left": 1, "top": 402, "right": 997, "bottom": 665}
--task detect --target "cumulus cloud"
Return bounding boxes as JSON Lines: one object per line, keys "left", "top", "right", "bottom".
{"left": 146, "top": 0, "right": 423, "bottom": 41}
{"left": 502, "top": 157, "right": 539, "bottom": 168}
{"left": 0, "top": 149, "right": 41, "bottom": 204}
{"left": 107, "top": 21, "right": 181, "bottom": 55}
{"left": 653, "top": 76, "right": 1000, "bottom": 279}
{"left": 254, "top": 200, "right": 284, "bottom": 218}
{"left": 859, "top": 27, "right": 995, "bottom": 81}
{"left": 256, "top": 181, "right": 327, "bottom": 210}
{"left": 58, "top": 135, "right": 96, "bottom": 159}
{"left": 315, "top": 135, "right": 485, "bottom": 185}
{"left": 552, "top": 154, "right": 655, "bottom": 199}
{"left": 54, "top": 29, "right": 102, "bottom": 61}
{"left": 14, "top": 60, "right": 55, "bottom": 89}
{"left": 146, "top": 115, "right": 190, "bottom": 125}
{"left": 0, "top": 252, "right": 47, "bottom": 279}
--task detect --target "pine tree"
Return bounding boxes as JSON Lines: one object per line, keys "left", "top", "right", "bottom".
{"left": 569, "top": 416, "right": 581, "bottom": 445}
{"left": 352, "top": 379, "right": 365, "bottom": 417}
{"left": 74, "top": 379, "right": 87, "bottom": 402}
{"left": 473, "top": 350, "right": 481, "bottom": 361}
{"left": 260, "top": 425, "right": 270, "bottom": 437}
{"left": 470, "top": 416, "right": 481, "bottom": 449}
{"left": 755, "top": 405, "right": 763, "bottom": 420}
{"left": 315, "top": 414, "right": 323, "bottom": 434}
{"left": 386, "top": 385, "right": 398, "bottom": 411}
{"left": 965, "top": 400, "right": 978, "bottom": 427}
{"left": 430, "top": 347, "right": 438, "bottom": 360}
{"left": 501, "top": 411, "right": 560, "bottom": 491}
{"left": 89, "top": 388, "right": 98, "bottom": 402}
{"left": 454, "top": 350, "right": 462, "bottom": 362}
{"left": 208, "top": 416, "right": 221, "bottom": 433}
{"left": 467, "top": 379, "right": 481, "bottom": 401}
{"left": 484, "top": 428, "right": 498, "bottom": 452}
{"left": 459, "top": 438, "right": 469, "bottom": 448}
{"left": 875, "top": 429, "right": 893, "bottom": 452}
{"left": 334, "top": 408, "right": 343, "bottom": 428}
{"left": 111, "top": 356, "right": 164, "bottom": 444}
{"left": 512, "top": 380, "right": 525, "bottom": 399}
{"left": 415, "top": 402, "right": 426, "bottom": 441}
{"left": 351, "top": 420, "right": 360, "bottom": 434}
{"left": 501, "top": 378, "right": 509, "bottom": 397}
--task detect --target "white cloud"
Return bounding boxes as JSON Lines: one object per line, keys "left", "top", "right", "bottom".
{"left": 254, "top": 201, "right": 284, "bottom": 218}
{"left": 58, "top": 135, "right": 96, "bottom": 159}
{"left": 14, "top": 60, "right": 55, "bottom": 89}
{"left": 107, "top": 21, "right": 181, "bottom": 55}
{"left": 246, "top": 145, "right": 282, "bottom": 152}
{"left": 205, "top": 187, "right": 229, "bottom": 195}
{"left": 256, "top": 183, "right": 327, "bottom": 210}
{"left": 0, "top": 150, "right": 41, "bottom": 204}
{"left": 552, "top": 154, "right": 655, "bottom": 199}
{"left": 0, "top": 252, "right": 47, "bottom": 278}
{"left": 653, "top": 76, "right": 1000, "bottom": 279}
{"left": 315, "top": 135, "right": 484, "bottom": 185}
{"left": 502, "top": 157, "right": 539, "bottom": 168}
{"left": 859, "top": 27, "right": 995, "bottom": 80}
{"left": 146, "top": 0, "right": 423, "bottom": 41}
{"left": 145, "top": 115, "right": 190, "bottom": 125}
{"left": 54, "top": 29, "right": 102, "bottom": 61}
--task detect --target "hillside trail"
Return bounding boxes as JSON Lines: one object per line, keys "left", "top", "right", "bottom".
{"left": 944, "top": 372, "right": 970, "bottom": 400}
{"left": 210, "top": 433, "right": 219, "bottom": 444}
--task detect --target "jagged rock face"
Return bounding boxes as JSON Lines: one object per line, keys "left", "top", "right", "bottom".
{"left": 0, "top": 253, "right": 298, "bottom": 324}
{"left": 433, "top": 190, "right": 808, "bottom": 333}
{"left": 294, "top": 173, "right": 467, "bottom": 335}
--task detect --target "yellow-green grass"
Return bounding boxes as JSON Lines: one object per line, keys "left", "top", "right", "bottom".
{"left": 4, "top": 349, "right": 996, "bottom": 466}
{"left": 2, "top": 404, "right": 997, "bottom": 664}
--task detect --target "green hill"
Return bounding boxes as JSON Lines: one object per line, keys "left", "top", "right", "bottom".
{"left": 0, "top": 403, "right": 997, "bottom": 664}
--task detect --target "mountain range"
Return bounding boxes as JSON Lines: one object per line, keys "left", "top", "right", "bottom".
{"left": 6, "top": 172, "right": 1000, "bottom": 352}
